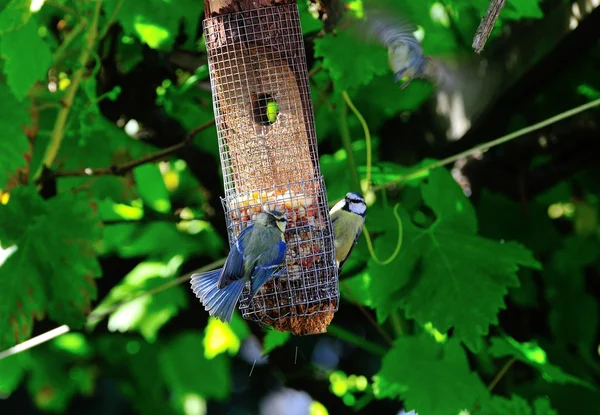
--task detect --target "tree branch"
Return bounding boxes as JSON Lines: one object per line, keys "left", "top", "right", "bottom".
{"left": 36, "top": 119, "right": 215, "bottom": 184}
{"left": 472, "top": 0, "right": 506, "bottom": 54}
{"left": 32, "top": 0, "right": 103, "bottom": 184}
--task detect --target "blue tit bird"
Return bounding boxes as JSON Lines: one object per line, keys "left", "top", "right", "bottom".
{"left": 330, "top": 192, "right": 367, "bottom": 270}
{"left": 356, "top": 8, "right": 457, "bottom": 90}
{"left": 190, "top": 210, "right": 288, "bottom": 323}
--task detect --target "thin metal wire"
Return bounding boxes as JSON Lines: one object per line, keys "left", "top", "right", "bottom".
{"left": 203, "top": 4, "right": 338, "bottom": 327}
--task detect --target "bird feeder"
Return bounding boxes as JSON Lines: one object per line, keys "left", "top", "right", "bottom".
{"left": 203, "top": 0, "right": 339, "bottom": 335}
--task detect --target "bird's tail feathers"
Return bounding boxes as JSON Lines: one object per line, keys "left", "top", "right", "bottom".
{"left": 190, "top": 269, "right": 245, "bottom": 323}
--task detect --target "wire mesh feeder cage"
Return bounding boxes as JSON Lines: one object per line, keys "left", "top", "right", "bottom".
{"left": 203, "top": 2, "right": 339, "bottom": 335}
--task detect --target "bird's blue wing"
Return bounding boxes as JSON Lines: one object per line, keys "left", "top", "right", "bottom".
{"left": 217, "top": 224, "right": 253, "bottom": 289}
{"left": 248, "top": 240, "right": 287, "bottom": 301}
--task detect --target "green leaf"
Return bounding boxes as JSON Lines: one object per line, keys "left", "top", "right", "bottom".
{"left": 368, "top": 168, "right": 542, "bottom": 351}
{"left": 314, "top": 28, "right": 389, "bottom": 93}
{"left": 480, "top": 394, "right": 557, "bottom": 415}
{"left": 0, "top": 83, "right": 31, "bottom": 189}
{"left": 46, "top": 118, "right": 154, "bottom": 204}
{"left": 159, "top": 332, "right": 231, "bottom": 401}
{"left": 105, "top": 0, "right": 202, "bottom": 50}
{"left": 0, "top": 18, "right": 52, "bottom": 100}
{"left": 0, "top": 0, "right": 32, "bottom": 33}
{"left": 504, "top": 0, "right": 544, "bottom": 19}
{"left": 489, "top": 335, "right": 594, "bottom": 389}
{"left": 374, "top": 335, "right": 489, "bottom": 415}
{"left": 262, "top": 330, "right": 291, "bottom": 355}
{"left": 133, "top": 164, "right": 172, "bottom": 213}
{"left": 0, "top": 186, "right": 102, "bottom": 349}
{"left": 0, "top": 352, "right": 30, "bottom": 394}
{"left": 89, "top": 256, "right": 188, "bottom": 341}
{"left": 204, "top": 317, "right": 248, "bottom": 359}
{"left": 25, "top": 346, "right": 95, "bottom": 412}
{"left": 298, "top": 0, "right": 323, "bottom": 34}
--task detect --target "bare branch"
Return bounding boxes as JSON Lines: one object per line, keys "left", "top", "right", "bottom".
{"left": 472, "top": 0, "right": 506, "bottom": 54}
{"left": 37, "top": 119, "right": 215, "bottom": 184}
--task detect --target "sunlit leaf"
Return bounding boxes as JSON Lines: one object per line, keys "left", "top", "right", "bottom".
{"left": 204, "top": 317, "right": 242, "bottom": 359}
{"left": 489, "top": 335, "right": 594, "bottom": 389}
{"left": 133, "top": 164, "right": 172, "bottom": 213}
{"left": 375, "top": 335, "right": 490, "bottom": 415}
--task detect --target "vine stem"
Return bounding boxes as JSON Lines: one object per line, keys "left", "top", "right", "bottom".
{"left": 338, "top": 94, "right": 362, "bottom": 191}
{"left": 488, "top": 357, "right": 517, "bottom": 392}
{"left": 373, "top": 97, "right": 600, "bottom": 191}
{"left": 326, "top": 324, "right": 387, "bottom": 356}
{"left": 342, "top": 90, "right": 372, "bottom": 190}
{"left": 32, "top": 0, "right": 103, "bottom": 184}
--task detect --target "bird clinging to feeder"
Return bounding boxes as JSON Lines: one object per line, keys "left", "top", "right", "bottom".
{"left": 199, "top": 0, "right": 339, "bottom": 335}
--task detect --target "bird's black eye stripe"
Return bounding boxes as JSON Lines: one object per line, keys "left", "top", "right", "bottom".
{"left": 347, "top": 198, "right": 364, "bottom": 204}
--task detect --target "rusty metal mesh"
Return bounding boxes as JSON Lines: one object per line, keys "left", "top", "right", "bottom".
{"left": 203, "top": 4, "right": 339, "bottom": 332}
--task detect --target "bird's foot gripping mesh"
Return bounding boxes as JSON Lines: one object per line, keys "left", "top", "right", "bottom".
{"left": 204, "top": 4, "right": 339, "bottom": 334}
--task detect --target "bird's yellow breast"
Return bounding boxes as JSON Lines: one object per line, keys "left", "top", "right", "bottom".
{"left": 332, "top": 210, "right": 364, "bottom": 264}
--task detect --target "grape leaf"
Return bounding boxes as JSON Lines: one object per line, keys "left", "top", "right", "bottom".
{"left": 0, "top": 186, "right": 102, "bottom": 349}
{"left": 0, "top": 18, "right": 52, "bottom": 100}
{"left": 504, "top": 0, "right": 544, "bottom": 19}
{"left": 89, "top": 258, "right": 188, "bottom": 342}
{"left": 480, "top": 394, "right": 557, "bottom": 415}
{"left": 0, "top": 352, "right": 30, "bottom": 394}
{"left": 262, "top": 330, "right": 291, "bottom": 355}
{"left": 26, "top": 347, "right": 95, "bottom": 412}
{"left": 0, "top": 83, "right": 31, "bottom": 189}
{"left": 159, "top": 332, "right": 231, "bottom": 402}
{"left": 488, "top": 335, "right": 594, "bottom": 389}
{"left": 0, "top": 0, "right": 32, "bottom": 33}
{"left": 133, "top": 164, "right": 172, "bottom": 214}
{"left": 374, "top": 335, "right": 490, "bottom": 415}
{"left": 368, "top": 168, "right": 542, "bottom": 351}
{"left": 314, "top": 28, "right": 389, "bottom": 93}
{"left": 298, "top": 0, "right": 323, "bottom": 34}
{"left": 48, "top": 118, "right": 155, "bottom": 203}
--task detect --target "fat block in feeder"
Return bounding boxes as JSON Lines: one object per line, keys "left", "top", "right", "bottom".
{"left": 203, "top": 0, "right": 339, "bottom": 335}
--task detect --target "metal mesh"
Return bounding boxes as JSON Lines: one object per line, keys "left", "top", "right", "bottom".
{"left": 203, "top": 4, "right": 339, "bottom": 334}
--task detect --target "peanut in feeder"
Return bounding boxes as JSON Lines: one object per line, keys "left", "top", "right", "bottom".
{"left": 203, "top": 0, "right": 339, "bottom": 335}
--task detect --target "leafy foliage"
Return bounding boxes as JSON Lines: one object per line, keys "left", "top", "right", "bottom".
{"left": 0, "top": 0, "right": 599, "bottom": 414}
{"left": 0, "top": 186, "right": 101, "bottom": 346}
{"left": 368, "top": 168, "right": 541, "bottom": 351}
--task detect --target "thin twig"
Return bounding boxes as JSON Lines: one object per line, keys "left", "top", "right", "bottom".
{"left": 99, "top": 0, "right": 125, "bottom": 39}
{"left": 32, "top": 0, "right": 103, "bottom": 184}
{"left": 45, "top": 0, "right": 80, "bottom": 18}
{"left": 488, "top": 357, "right": 516, "bottom": 392}
{"left": 37, "top": 119, "right": 215, "bottom": 183}
{"left": 472, "top": 0, "right": 506, "bottom": 54}
{"left": 373, "top": 97, "right": 600, "bottom": 192}
{"left": 341, "top": 281, "right": 393, "bottom": 345}
{"left": 326, "top": 324, "right": 387, "bottom": 356}
{"left": 52, "top": 19, "right": 88, "bottom": 68}
{"left": 87, "top": 257, "right": 226, "bottom": 322}
{"left": 308, "top": 63, "right": 323, "bottom": 78}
